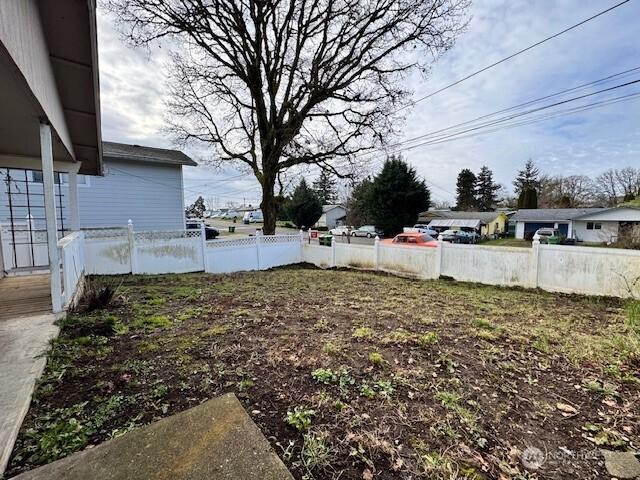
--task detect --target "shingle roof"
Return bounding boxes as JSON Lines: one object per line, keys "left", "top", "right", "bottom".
{"left": 419, "top": 210, "right": 504, "bottom": 223}
{"left": 103, "top": 142, "right": 197, "bottom": 167}
{"left": 322, "top": 204, "right": 345, "bottom": 213}
{"left": 510, "top": 208, "right": 606, "bottom": 222}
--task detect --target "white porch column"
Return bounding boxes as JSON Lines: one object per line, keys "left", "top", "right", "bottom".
{"left": 40, "top": 122, "right": 62, "bottom": 312}
{"left": 68, "top": 170, "right": 80, "bottom": 231}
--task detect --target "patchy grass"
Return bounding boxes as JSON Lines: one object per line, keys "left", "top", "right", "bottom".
{"left": 7, "top": 266, "right": 640, "bottom": 480}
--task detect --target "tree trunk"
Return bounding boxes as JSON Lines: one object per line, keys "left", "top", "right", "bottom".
{"left": 260, "top": 173, "right": 277, "bottom": 235}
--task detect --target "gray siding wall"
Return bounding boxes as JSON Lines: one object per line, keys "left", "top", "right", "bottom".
{"left": 0, "top": 160, "right": 186, "bottom": 233}
{"left": 78, "top": 159, "right": 186, "bottom": 230}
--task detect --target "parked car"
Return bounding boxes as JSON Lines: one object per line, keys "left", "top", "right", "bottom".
{"left": 243, "top": 210, "right": 264, "bottom": 224}
{"left": 329, "top": 225, "right": 352, "bottom": 236}
{"left": 438, "top": 229, "right": 473, "bottom": 244}
{"left": 382, "top": 233, "right": 438, "bottom": 247}
{"left": 533, "top": 228, "right": 562, "bottom": 244}
{"left": 221, "top": 210, "right": 241, "bottom": 220}
{"left": 186, "top": 220, "right": 219, "bottom": 240}
{"left": 351, "top": 225, "right": 383, "bottom": 238}
{"left": 403, "top": 224, "right": 438, "bottom": 236}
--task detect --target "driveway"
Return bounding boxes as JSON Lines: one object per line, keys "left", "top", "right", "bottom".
{"left": 0, "top": 313, "right": 59, "bottom": 475}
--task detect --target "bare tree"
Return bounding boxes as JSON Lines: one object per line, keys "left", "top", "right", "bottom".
{"left": 104, "top": 0, "right": 469, "bottom": 233}
{"left": 595, "top": 169, "right": 620, "bottom": 206}
{"left": 560, "top": 175, "right": 595, "bottom": 207}
{"left": 615, "top": 167, "right": 640, "bottom": 200}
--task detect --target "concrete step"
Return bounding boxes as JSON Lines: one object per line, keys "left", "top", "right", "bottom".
{"left": 10, "top": 393, "right": 294, "bottom": 480}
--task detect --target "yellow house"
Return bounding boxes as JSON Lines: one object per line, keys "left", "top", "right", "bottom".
{"left": 418, "top": 210, "right": 510, "bottom": 237}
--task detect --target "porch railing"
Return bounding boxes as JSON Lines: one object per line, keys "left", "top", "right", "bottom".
{"left": 58, "top": 231, "right": 85, "bottom": 308}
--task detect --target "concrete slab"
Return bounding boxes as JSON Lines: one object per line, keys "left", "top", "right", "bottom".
{"left": 0, "top": 313, "right": 60, "bottom": 475}
{"left": 11, "top": 393, "right": 294, "bottom": 480}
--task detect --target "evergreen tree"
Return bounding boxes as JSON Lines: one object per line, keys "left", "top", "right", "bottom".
{"left": 346, "top": 178, "right": 373, "bottom": 227}
{"left": 517, "top": 187, "right": 538, "bottom": 209}
{"left": 367, "top": 156, "right": 431, "bottom": 236}
{"left": 312, "top": 171, "right": 338, "bottom": 204}
{"left": 455, "top": 169, "right": 477, "bottom": 211}
{"left": 475, "top": 166, "right": 500, "bottom": 211}
{"left": 284, "top": 179, "right": 323, "bottom": 228}
{"left": 185, "top": 196, "right": 206, "bottom": 218}
{"left": 513, "top": 159, "right": 540, "bottom": 195}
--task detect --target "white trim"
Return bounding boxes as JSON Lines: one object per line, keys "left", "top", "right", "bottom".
{"left": 40, "top": 122, "right": 62, "bottom": 313}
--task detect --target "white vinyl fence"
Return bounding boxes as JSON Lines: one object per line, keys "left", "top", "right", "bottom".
{"left": 303, "top": 239, "right": 640, "bottom": 298}
{"left": 58, "top": 231, "right": 85, "bottom": 308}
{"left": 85, "top": 222, "right": 303, "bottom": 276}
{"left": 82, "top": 222, "right": 640, "bottom": 298}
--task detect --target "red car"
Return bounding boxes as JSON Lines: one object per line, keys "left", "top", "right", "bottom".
{"left": 381, "top": 232, "right": 439, "bottom": 247}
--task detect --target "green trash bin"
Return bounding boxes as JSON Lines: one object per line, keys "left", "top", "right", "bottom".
{"left": 319, "top": 234, "right": 333, "bottom": 246}
{"left": 228, "top": 226, "right": 236, "bottom": 233}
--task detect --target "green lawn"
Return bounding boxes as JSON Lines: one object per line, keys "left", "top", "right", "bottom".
{"left": 478, "top": 237, "right": 532, "bottom": 248}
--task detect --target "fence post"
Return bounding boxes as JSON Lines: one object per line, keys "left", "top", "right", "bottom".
{"left": 374, "top": 235, "right": 380, "bottom": 270}
{"left": 199, "top": 222, "right": 207, "bottom": 271}
{"left": 531, "top": 239, "right": 540, "bottom": 288}
{"left": 299, "top": 229, "right": 304, "bottom": 263}
{"left": 256, "top": 230, "right": 262, "bottom": 270}
{"left": 331, "top": 234, "right": 336, "bottom": 267}
{"left": 434, "top": 240, "right": 443, "bottom": 278}
{"left": 127, "top": 219, "right": 136, "bottom": 274}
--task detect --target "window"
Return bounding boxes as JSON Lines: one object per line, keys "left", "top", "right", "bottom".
{"left": 587, "top": 222, "right": 594, "bottom": 230}
{"left": 31, "top": 171, "right": 89, "bottom": 186}
{"left": 594, "top": 223, "right": 602, "bottom": 230}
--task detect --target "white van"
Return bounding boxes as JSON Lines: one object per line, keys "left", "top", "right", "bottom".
{"left": 243, "top": 209, "right": 264, "bottom": 224}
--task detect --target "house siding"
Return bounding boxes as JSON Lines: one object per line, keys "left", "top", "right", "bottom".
{"left": 0, "top": 160, "right": 186, "bottom": 234}
{"left": 78, "top": 159, "right": 186, "bottom": 230}
{"left": 573, "top": 221, "right": 619, "bottom": 243}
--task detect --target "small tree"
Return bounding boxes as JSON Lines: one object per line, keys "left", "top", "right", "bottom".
{"left": 346, "top": 178, "right": 374, "bottom": 227}
{"left": 455, "top": 169, "right": 477, "bottom": 211}
{"left": 313, "top": 171, "right": 338, "bottom": 205}
{"left": 368, "top": 156, "right": 430, "bottom": 236}
{"left": 475, "top": 166, "right": 500, "bottom": 211}
{"left": 285, "top": 179, "right": 322, "bottom": 229}
{"left": 185, "top": 196, "right": 206, "bottom": 218}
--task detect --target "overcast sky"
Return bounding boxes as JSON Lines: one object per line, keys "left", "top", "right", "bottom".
{"left": 97, "top": 0, "right": 640, "bottom": 206}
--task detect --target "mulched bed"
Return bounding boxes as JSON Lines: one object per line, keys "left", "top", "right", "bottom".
{"left": 6, "top": 265, "right": 639, "bottom": 479}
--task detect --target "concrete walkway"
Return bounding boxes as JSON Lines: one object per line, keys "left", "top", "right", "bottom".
{"left": 11, "top": 393, "right": 294, "bottom": 480}
{"left": 0, "top": 313, "right": 60, "bottom": 475}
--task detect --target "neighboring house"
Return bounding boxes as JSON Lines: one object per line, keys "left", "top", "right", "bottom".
{"left": 572, "top": 207, "right": 640, "bottom": 243}
{"left": 315, "top": 205, "right": 346, "bottom": 229}
{"left": 418, "top": 210, "right": 510, "bottom": 237}
{"left": 78, "top": 142, "right": 197, "bottom": 230}
{"left": 511, "top": 207, "right": 640, "bottom": 242}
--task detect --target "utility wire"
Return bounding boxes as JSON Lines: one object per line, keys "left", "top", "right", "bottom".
{"left": 360, "top": 66, "right": 640, "bottom": 158}
{"left": 392, "top": 0, "right": 632, "bottom": 114}
{"left": 364, "top": 90, "right": 640, "bottom": 168}
{"left": 358, "top": 77, "right": 640, "bottom": 161}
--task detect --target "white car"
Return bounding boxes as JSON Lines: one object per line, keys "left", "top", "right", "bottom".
{"left": 404, "top": 224, "right": 438, "bottom": 236}
{"left": 329, "top": 225, "right": 352, "bottom": 236}
{"left": 243, "top": 210, "right": 263, "bottom": 224}
{"left": 221, "top": 210, "right": 241, "bottom": 220}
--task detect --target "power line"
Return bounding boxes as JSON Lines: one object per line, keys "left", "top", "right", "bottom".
{"left": 364, "top": 90, "right": 640, "bottom": 167}
{"left": 392, "top": 0, "right": 631, "bottom": 114}
{"left": 109, "top": 166, "right": 260, "bottom": 201}
{"left": 360, "top": 66, "right": 640, "bottom": 158}
{"left": 359, "top": 77, "right": 640, "bottom": 161}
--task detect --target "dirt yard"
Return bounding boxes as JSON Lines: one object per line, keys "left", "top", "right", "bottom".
{"left": 6, "top": 266, "right": 640, "bottom": 479}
